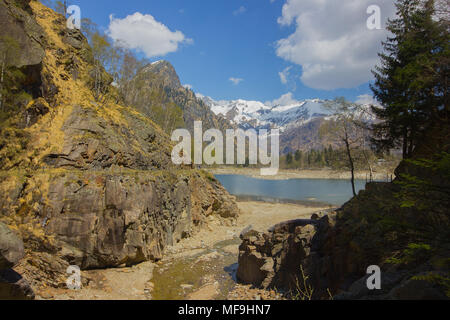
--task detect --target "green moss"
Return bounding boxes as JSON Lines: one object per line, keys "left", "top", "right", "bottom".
{"left": 386, "top": 243, "right": 433, "bottom": 266}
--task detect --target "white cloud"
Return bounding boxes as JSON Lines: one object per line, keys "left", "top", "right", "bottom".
{"left": 233, "top": 6, "right": 247, "bottom": 16}
{"left": 279, "top": 66, "right": 292, "bottom": 85}
{"left": 108, "top": 12, "right": 192, "bottom": 58}
{"left": 229, "top": 77, "right": 244, "bottom": 85}
{"left": 267, "top": 92, "right": 299, "bottom": 106}
{"left": 275, "top": 0, "right": 396, "bottom": 90}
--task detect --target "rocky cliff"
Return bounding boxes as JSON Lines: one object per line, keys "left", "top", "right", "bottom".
{"left": 0, "top": 0, "right": 239, "bottom": 299}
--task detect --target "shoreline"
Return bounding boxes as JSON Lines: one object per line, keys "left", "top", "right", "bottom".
{"left": 235, "top": 195, "right": 335, "bottom": 208}
{"left": 207, "top": 167, "right": 395, "bottom": 181}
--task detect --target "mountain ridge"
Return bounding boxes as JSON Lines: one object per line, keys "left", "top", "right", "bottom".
{"left": 123, "top": 60, "right": 233, "bottom": 134}
{"left": 199, "top": 94, "right": 377, "bottom": 153}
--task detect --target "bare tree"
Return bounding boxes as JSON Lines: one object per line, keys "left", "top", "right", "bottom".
{"left": 353, "top": 106, "right": 376, "bottom": 182}
{"left": 91, "top": 32, "right": 111, "bottom": 103}
{"left": 320, "top": 98, "right": 361, "bottom": 197}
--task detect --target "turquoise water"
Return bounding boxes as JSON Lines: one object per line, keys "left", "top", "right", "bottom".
{"left": 215, "top": 175, "right": 367, "bottom": 206}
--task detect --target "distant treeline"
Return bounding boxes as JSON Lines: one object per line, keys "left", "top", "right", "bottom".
{"left": 280, "top": 147, "right": 399, "bottom": 172}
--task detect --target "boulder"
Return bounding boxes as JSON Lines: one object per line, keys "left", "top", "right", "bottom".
{"left": 237, "top": 215, "right": 338, "bottom": 297}
{"left": 0, "top": 223, "right": 24, "bottom": 270}
{"left": 0, "top": 223, "right": 34, "bottom": 300}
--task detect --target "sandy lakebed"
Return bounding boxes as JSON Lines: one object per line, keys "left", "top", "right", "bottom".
{"left": 207, "top": 168, "right": 395, "bottom": 181}
{"left": 40, "top": 201, "right": 330, "bottom": 300}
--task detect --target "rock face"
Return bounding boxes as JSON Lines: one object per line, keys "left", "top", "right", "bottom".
{"left": 143, "top": 61, "right": 182, "bottom": 90}
{"left": 0, "top": 0, "right": 45, "bottom": 68}
{"left": 1, "top": 170, "right": 238, "bottom": 270}
{"left": 190, "top": 174, "right": 240, "bottom": 225}
{"left": 42, "top": 104, "right": 173, "bottom": 171}
{"left": 0, "top": 0, "right": 239, "bottom": 296}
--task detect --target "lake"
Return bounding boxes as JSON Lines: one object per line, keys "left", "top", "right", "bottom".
{"left": 215, "top": 174, "right": 368, "bottom": 206}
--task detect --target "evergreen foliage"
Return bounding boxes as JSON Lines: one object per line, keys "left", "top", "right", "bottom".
{"left": 371, "top": 0, "right": 450, "bottom": 159}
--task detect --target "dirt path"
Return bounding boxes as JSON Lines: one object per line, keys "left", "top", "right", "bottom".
{"left": 44, "top": 202, "right": 328, "bottom": 300}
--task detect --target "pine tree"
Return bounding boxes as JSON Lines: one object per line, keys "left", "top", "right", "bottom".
{"left": 371, "top": 0, "right": 449, "bottom": 159}
{"left": 286, "top": 152, "right": 293, "bottom": 165}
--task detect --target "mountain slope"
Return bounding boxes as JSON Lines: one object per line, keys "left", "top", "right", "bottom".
{"left": 123, "top": 61, "right": 233, "bottom": 134}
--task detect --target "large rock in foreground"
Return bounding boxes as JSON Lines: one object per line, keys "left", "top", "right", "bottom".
{"left": 0, "top": 223, "right": 34, "bottom": 300}
{"left": 0, "top": 171, "right": 238, "bottom": 270}
{"left": 237, "top": 216, "right": 332, "bottom": 291}
{"left": 237, "top": 183, "right": 449, "bottom": 300}
{"left": 0, "top": 223, "right": 24, "bottom": 270}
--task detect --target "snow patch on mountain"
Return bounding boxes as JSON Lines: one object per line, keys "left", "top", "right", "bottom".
{"left": 198, "top": 94, "right": 339, "bottom": 131}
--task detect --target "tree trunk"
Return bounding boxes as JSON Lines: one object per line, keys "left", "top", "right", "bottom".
{"left": 344, "top": 132, "right": 356, "bottom": 197}
{"left": 407, "top": 131, "right": 414, "bottom": 158}
{"left": 402, "top": 129, "right": 408, "bottom": 159}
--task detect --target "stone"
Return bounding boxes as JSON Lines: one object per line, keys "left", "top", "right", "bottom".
{"left": 240, "top": 229, "right": 259, "bottom": 241}
{"left": 237, "top": 245, "right": 267, "bottom": 286}
{"left": 0, "top": 223, "right": 24, "bottom": 270}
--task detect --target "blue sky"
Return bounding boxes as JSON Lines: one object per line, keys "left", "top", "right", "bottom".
{"left": 70, "top": 0, "right": 396, "bottom": 104}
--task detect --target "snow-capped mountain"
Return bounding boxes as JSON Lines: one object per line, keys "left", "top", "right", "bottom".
{"left": 198, "top": 94, "right": 377, "bottom": 153}
{"left": 199, "top": 95, "right": 376, "bottom": 132}
{"left": 199, "top": 96, "right": 333, "bottom": 131}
